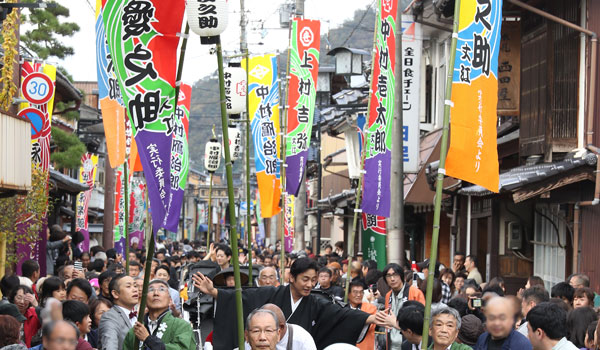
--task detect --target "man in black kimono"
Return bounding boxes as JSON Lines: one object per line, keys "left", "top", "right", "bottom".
{"left": 193, "top": 258, "right": 380, "bottom": 349}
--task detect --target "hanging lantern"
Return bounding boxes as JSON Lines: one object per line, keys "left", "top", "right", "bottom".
{"left": 204, "top": 138, "right": 222, "bottom": 173}
{"left": 224, "top": 66, "right": 247, "bottom": 119}
{"left": 223, "top": 124, "right": 242, "bottom": 162}
{"left": 186, "top": 0, "right": 229, "bottom": 45}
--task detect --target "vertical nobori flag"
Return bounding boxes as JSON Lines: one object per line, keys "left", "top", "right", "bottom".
{"left": 96, "top": 1, "right": 127, "bottom": 168}
{"left": 445, "top": 0, "right": 501, "bottom": 192}
{"left": 244, "top": 54, "right": 282, "bottom": 218}
{"left": 285, "top": 18, "right": 320, "bottom": 196}
{"left": 114, "top": 164, "right": 127, "bottom": 255}
{"left": 102, "top": 0, "right": 187, "bottom": 233}
{"left": 362, "top": 0, "right": 397, "bottom": 218}
{"left": 76, "top": 153, "right": 99, "bottom": 253}
{"left": 283, "top": 194, "right": 295, "bottom": 253}
{"left": 164, "top": 83, "right": 192, "bottom": 230}
{"left": 361, "top": 213, "right": 387, "bottom": 271}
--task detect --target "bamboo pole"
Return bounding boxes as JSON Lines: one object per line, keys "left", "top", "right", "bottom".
{"left": 207, "top": 173, "right": 213, "bottom": 250}
{"left": 420, "top": 0, "right": 461, "bottom": 348}
{"left": 344, "top": 1, "right": 379, "bottom": 304}
{"left": 134, "top": 187, "right": 155, "bottom": 350}
{"left": 124, "top": 161, "right": 129, "bottom": 274}
{"left": 215, "top": 35, "right": 245, "bottom": 350}
{"left": 279, "top": 19, "right": 293, "bottom": 284}
{"left": 240, "top": 0, "right": 253, "bottom": 285}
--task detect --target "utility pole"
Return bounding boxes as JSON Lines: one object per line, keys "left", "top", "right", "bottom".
{"left": 388, "top": 2, "right": 405, "bottom": 266}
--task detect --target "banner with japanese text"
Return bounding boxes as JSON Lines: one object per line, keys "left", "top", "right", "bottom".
{"left": 361, "top": 0, "right": 397, "bottom": 217}
{"left": 401, "top": 15, "right": 422, "bottom": 173}
{"left": 96, "top": 0, "right": 128, "bottom": 168}
{"left": 285, "top": 18, "right": 320, "bottom": 196}
{"left": 361, "top": 213, "right": 387, "bottom": 271}
{"left": 283, "top": 194, "right": 294, "bottom": 253}
{"left": 128, "top": 178, "right": 146, "bottom": 249}
{"left": 113, "top": 164, "right": 127, "bottom": 255}
{"left": 76, "top": 154, "right": 98, "bottom": 253}
{"left": 445, "top": 0, "right": 501, "bottom": 192}
{"left": 102, "top": 0, "right": 187, "bottom": 233}
{"left": 243, "top": 54, "right": 281, "bottom": 218}
{"left": 16, "top": 61, "right": 56, "bottom": 276}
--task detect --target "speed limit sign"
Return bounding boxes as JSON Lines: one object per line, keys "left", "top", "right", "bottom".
{"left": 21, "top": 72, "right": 55, "bottom": 105}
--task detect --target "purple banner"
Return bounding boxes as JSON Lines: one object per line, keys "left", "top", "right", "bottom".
{"left": 78, "top": 229, "right": 89, "bottom": 253}
{"left": 16, "top": 220, "right": 47, "bottom": 276}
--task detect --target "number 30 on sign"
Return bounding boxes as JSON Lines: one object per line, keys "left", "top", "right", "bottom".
{"left": 21, "top": 72, "right": 55, "bottom": 105}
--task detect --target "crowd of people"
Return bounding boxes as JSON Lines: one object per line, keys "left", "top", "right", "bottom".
{"left": 0, "top": 224, "right": 597, "bottom": 350}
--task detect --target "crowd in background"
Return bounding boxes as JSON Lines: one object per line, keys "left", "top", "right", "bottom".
{"left": 0, "top": 223, "right": 597, "bottom": 350}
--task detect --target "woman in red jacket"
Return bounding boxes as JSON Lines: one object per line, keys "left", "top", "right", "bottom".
{"left": 10, "top": 285, "right": 40, "bottom": 347}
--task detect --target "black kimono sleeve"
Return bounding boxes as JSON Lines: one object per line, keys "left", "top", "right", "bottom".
{"left": 309, "top": 296, "right": 370, "bottom": 349}
{"left": 212, "top": 286, "right": 280, "bottom": 350}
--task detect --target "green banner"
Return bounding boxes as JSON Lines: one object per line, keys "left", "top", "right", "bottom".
{"left": 362, "top": 213, "right": 387, "bottom": 271}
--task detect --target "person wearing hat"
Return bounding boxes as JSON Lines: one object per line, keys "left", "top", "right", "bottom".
{"left": 457, "top": 315, "right": 484, "bottom": 347}
{"left": 0, "top": 303, "right": 27, "bottom": 323}
{"left": 429, "top": 307, "right": 472, "bottom": 350}
{"left": 213, "top": 267, "right": 250, "bottom": 287}
{"left": 123, "top": 279, "right": 196, "bottom": 350}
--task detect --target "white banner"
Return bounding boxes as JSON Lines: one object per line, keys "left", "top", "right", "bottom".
{"left": 402, "top": 15, "right": 422, "bottom": 173}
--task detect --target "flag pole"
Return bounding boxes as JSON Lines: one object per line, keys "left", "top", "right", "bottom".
{"left": 124, "top": 160, "right": 130, "bottom": 274}
{"left": 134, "top": 187, "right": 155, "bottom": 350}
{"left": 344, "top": 2, "right": 379, "bottom": 303}
{"left": 215, "top": 35, "right": 245, "bottom": 350}
{"left": 240, "top": 0, "right": 253, "bottom": 285}
{"left": 420, "top": 0, "right": 460, "bottom": 348}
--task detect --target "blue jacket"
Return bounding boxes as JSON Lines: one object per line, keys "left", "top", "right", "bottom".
{"left": 474, "top": 330, "right": 532, "bottom": 350}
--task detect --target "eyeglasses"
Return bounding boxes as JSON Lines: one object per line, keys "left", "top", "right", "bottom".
{"left": 385, "top": 272, "right": 400, "bottom": 279}
{"left": 148, "top": 286, "right": 168, "bottom": 293}
{"left": 50, "top": 337, "right": 78, "bottom": 346}
{"left": 350, "top": 290, "right": 364, "bottom": 295}
{"left": 249, "top": 328, "right": 278, "bottom": 336}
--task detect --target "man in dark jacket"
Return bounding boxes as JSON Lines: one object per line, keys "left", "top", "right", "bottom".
{"left": 473, "top": 297, "right": 532, "bottom": 350}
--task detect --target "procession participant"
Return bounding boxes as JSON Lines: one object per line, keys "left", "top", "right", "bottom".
{"left": 98, "top": 275, "right": 139, "bottom": 350}
{"left": 123, "top": 279, "right": 196, "bottom": 350}
{"left": 347, "top": 280, "right": 377, "bottom": 350}
{"left": 258, "top": 267, "right": 279, "bottom": 287}
{"left": 193, "top": 258, "right": 379, "bottom": 349}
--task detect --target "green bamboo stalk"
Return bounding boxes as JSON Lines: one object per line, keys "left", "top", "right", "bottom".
{"left": 420, "top": 0, "right": 461, "bottom": 348}
{"left": 215, "top": 35, "right": 245, "bottom": 350}
{"left": 245, "top": 50, "right": 253, "bottom": 285}
{"left": 207, "top": 173, "right": 213, "bottom": 250}
{"left": 134, "top": 186, "right": 154, "bottom": 350}
{"left": 124, "top": 160, "right": 129, "bottom": 275}
{"left": 344, "top": 1, "right": 379, "bottom": 304}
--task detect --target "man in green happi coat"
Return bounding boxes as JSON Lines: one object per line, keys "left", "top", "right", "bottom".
{"left": 124, "top": 279, "right": 196, "bottom": 350}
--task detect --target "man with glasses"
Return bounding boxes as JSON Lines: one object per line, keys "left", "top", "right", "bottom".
{"left": 245, "top": 309, "right": 281, "bottom": 350}
{"left": 375, "top": 263, "right": 425, "bottom": 350}
{"left": 348, "top": 280, "right": 378, "bottom": 350}
{"left": 123, "top": 279, "right": 196, "bottom": 350}
{"left": 42, "top": 320, "right": 79, "bottom": 350}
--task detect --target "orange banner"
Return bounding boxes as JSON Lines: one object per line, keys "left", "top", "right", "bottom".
{"left": 445, "top": 0, "right": 501, "bottom": 192}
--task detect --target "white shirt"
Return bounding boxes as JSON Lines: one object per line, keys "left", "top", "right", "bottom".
{"left": 552, "top": 337, "right": 579, "bottom": 350}
{"left": 118, "top": 305, "right": 137, "bottom": 326}
{"left": 244, "top": 323, "right": 316, "bottom": 350}
{"left": 290, "top": 292, "right": 303, "bottom": 316}
{"left": 18, "top": 276, "right": 33, "bottom": 289}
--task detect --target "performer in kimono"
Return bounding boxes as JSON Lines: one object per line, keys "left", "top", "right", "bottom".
{"left": 123, "top": 279, "right": 196, "bottom": 350}
{"left": 193, "top": 258, "right": 383, "bottom": 349}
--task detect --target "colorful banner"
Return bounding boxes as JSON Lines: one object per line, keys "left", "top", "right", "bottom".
{"left": 401, "top": 15, "right": 422, "bottom": 173}
{"left": 283, "top": 194, "right": 294, "bottom": 253}
{"left": 76, "top": 154, "right": 99, "bottom": 253}
{"left": 113, "top": 164, "right": 127, "bottom": 256}
{"left": 445, "top": 0, "right": 501, "bottom": 192}
{"left": 243, "top": 54, "right": 281, "bottom": 218}
{"left": 16, "top": 61, "right": 56, "bottom": 276}
{"left": 18, "top": 62, "right": 56, "bottom": 171}
{"left": 361, "top": 0, "right": 397, "bottom": 218}
{"left": 361, "top": 213, "right": 387, "bottom": 271}
{"left": 285, "top": 18, "right": 320, "bottom": 196}
{"left": 102, "top": 0, "right": 187, "bottom": 233}
{"left": 128, "top": 178, "right": 146, "bottom": 249}
{"left": 95, "top": 1, "right": 128, "bottom": 168}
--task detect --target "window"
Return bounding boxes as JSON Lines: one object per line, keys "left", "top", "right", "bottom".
{"left": 533, "top": 205, "right": 566, "bottom": 290}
